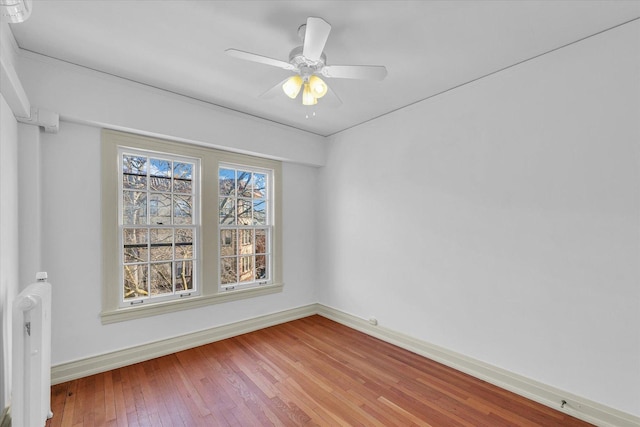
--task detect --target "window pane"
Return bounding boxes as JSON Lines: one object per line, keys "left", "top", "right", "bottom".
{"left": 174, "top": 195, "right": 192, "bottom": 225}
{"left": 150, "top": 228, "right": 173, "bottom": 261}
{"left": 239, "top": 256, "right": 254, "bottom": 283}
{"left": 149, "top": 158, "right": 171, "bottom": 191}
{"left": 122, "top": 155, "right": 147, "bottom": 190}
{"left": 219, "top": 198, "right": 235, "bottom": 224}
{"left": 123, "top": 155, "right": 147, "bottom": 174}
{"left": 123, "top": 228, "right": 148, "bottom": 263}
{"left": 175, "top": 228, "right": 193, "bottom": 260}
{"left": 173, "top": 162, "right": 193, "bottom": 193}
{"left": 255, "top": 229, "right": 267, "bottom": 254}
{"left": 217, "top": 165, "right": 273, "bottom": 289}
{"left": 175, "top": 260, "right": 193, "bottom": 291}
{"left": 149, "top": 193, "right": 171, "bottom": 225}
{"left": 220, "top": 229, "right": 236, "bottom": 256}
{"left": 237, "top": 199, "right": 252, "bottom": 225}
{"left": 123, "top": 191, "right": 147, "bottom": 225}
{"left": 219, "top": 168, "right": 235, "bottom": 197}
{"left": 175, "top": 243, "right": 192, "bottom": 260}
{"left": 117, "top": 146, "right": 202, "bottom": 306}
{"left": 255, "top": 255, "right": 267, "bottom": 280}
{"left": 221, "top": 257, "right": 237, "bottom": 285}
{"left": 150, "top": 262, "right": 173, "bottom": 296}
{"left": 123, "top": 173, "right": 147, "bottom": 190}
{"left": 238, "top": 171, "right": 252, "bottom": 197}
{"left": 253, "top": 173, "right": 266, "bottom": 198}
{"left": 124, "top": 264, "right": 148, "bottom": 299}
{"left": 238, "top": 229, "right": 253, "bottom": 254}
{"left": 253, "top": 200, "right": 266, "bottom": 225}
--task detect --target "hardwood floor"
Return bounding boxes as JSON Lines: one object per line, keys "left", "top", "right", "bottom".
{"left": 46, "top": 315, "right": 592, "bottom": 426}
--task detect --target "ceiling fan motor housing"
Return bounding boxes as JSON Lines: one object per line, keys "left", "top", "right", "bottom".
{"left": 225, "top": 16, "right": 386, "bottom": 105}
{"left": 289, "top": 45, "right": 326, "bottom": 78}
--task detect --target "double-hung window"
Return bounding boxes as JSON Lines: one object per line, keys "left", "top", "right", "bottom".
{"left": 218, "top": 165, "right": 272, "bottom": 290}
{"left": 102, "top": 130, "right": 283, "bottom": 323}
{"left": 119, "top": 148, "right": 200, "bottom": 305}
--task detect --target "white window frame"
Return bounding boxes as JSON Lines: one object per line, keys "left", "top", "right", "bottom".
{"left": 218, "top": 163, "right": 274, "bottom": 292}
{"left": 101, "top": 130, "right": 283, "bottom": 324}
{"left": 117, "top": 147, "right": 202, "bottom": 307}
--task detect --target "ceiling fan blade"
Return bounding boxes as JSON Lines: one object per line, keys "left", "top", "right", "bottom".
{"left": 259, "top": 78, "right": 290, "bottom": 99}
{"left": 321, "top": 85, "right": 343, "bottom": 108}
{"left": 225, "top": 49, "right": 296, "bottom": 71}
{"left": 303, "top": 17, "right": 331, "bottom": 61}
{"left": 322, "top": 65, "right": 387, "bottom": 81}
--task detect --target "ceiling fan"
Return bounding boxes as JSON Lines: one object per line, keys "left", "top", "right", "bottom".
{"left": 226, "top": 17, "right": 387, "bottom": 106}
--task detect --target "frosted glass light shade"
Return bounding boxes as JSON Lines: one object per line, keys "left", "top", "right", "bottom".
{"left": 302, "top": 83, "right": 317, "bottom": 105}
{"left": 282, "top": 75, "right": 303, "bottom": 99}
{"left": 308, "top": 75, "right": 328, "bottom": 98}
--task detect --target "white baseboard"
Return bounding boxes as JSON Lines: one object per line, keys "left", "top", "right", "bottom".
{"left": 51, "top": 303, "right": 317, "bottom": 385}
{"left": 315, "top": 304, "right": 640, "bottom": 427}
{"left": 51, "top": 302, "right": 639, "bottom": 427}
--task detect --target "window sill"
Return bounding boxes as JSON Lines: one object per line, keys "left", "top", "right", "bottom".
{"left": 100, "top": 283, "right": 284, "bottom": 324}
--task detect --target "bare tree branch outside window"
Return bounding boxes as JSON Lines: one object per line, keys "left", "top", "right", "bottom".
{"left": 219, "top": 167, "right": 270, "bottom": 287}
{"left": 121, "top": 152, "right": 197, "bottom": 303}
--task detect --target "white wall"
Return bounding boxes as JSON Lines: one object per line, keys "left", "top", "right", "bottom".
{"left": 16, "top": 52, "right": 326, "bottom": 167}
{"left": 18, "top": 123, "right": 42, "bottom": 288}
{"left": 282, "top": 162, "right": 319, "bottom": 303}
{"left": 318, "top": 20, "right": 640, "bottom": 416}
{"left": 0, "top": 94, "right": 19, "bottom": 411}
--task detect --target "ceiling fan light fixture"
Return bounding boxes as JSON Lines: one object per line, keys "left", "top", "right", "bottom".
{"left": 226, "top": 15, "right": 387, "bottom": 109}
{"left": 308, "top": 75, "right": 327, "bottom": 99}
{"left": 282, "top": 75, "right": 303, "bottom": 99}
{"left": 302, "top": 83, "right": 317, "bottom": 106}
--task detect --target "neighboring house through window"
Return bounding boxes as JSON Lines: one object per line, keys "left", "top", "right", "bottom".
{"left": 219, "top": 165, "right": 272, "bottom": 290}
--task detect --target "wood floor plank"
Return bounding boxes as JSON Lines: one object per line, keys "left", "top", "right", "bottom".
{"left": 109, "top": 370, "right": 129, "bottom": 427}
{"left": 154, "top": 355, "right": 200, "bottom": 426}
{"left": 46, "top": 315, "right": 593, "bottom": 427}
{"left": 93, "top": 372, "right": 107, "bottom": 426}
{"left": 102, "top": 371, "right": 117, "bottom": 423}
{"left": 377, "top": 395, "right": 434, "bottom": 427}
{"left": 59, "top": 380, "right": 78, "bottom": 427}
{"left": 49, "top": 382, "right": 69, "bottom": 427}
{"left": 147, "top": 358, "right": 187, "bottom": 427}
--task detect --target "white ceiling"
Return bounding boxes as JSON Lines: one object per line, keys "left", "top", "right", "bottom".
{"left": 8, "top": 1, "right": 640, "bottom": 136}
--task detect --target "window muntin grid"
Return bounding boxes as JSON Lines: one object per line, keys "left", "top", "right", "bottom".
{"left": 119, "top": 148, "right": 200, "bottom": 305}
{"left": 218, "top": 165, "right": 271, "bottom": 289}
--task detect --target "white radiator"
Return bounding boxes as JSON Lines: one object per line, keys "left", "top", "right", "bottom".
{"left": 12, "top": 272, "right": 53, "bottom": 427}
